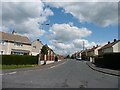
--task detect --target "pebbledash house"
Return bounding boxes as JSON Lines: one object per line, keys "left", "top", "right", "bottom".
{"left": 0, "top": 31, "right": 32, "bottom": 55}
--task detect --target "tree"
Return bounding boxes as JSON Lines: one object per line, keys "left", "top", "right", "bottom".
{"left": 66, "top": 55, "right": 70, "bottom": 59}
{"left": 55, "top": 55, "right": 58, "bottom": 62}
{"left": 41, "top": 44, "right": 48, "bottom": 65}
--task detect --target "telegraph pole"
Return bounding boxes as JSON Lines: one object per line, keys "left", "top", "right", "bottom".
{"left": 83, "top": 41, "right": 85, "bottom": 51}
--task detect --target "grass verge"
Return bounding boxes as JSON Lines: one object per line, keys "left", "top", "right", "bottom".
{"left": 0, "top": 65, "right": 37, "bottom": 70}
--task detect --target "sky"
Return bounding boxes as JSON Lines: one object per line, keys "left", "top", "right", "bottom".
{"left": 0, "top": 0, "right": 119, "bottom": 56}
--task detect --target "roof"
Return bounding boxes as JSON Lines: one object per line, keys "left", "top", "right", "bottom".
{"left": 0, "top": 32, "right": 31, "bottom": 45}
{"left": 44, "top": 44, "right": 54, "bottom": 52}
{"left": 87, "top": 46, "right": 99, "bottom": 52}
{"left": 99, "top": 40, "right": 120, "bottom": 50}
{"left": 32, "top": 39, "right": 43, "bottom": 45}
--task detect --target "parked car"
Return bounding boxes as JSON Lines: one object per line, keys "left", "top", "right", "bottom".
{"left": 76, "top": 57, "right": 81, "bottom": 61}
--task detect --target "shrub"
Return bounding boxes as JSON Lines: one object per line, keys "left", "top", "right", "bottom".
{"left": 1, "top": 55, "right": 39, "bottom": 65}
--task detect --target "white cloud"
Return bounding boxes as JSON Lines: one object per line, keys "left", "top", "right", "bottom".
{"left": 47, "top": 23, "right": 96, "bottom": 55}
{"left": 2, "top": 2, "right": 44, "bottom": 24}
{"left": 73, "top": 39, "right": 96, "bottom": 48}
{"left": 0, "top": 2, "right": 1, "bottom": 27}
{"left": 2, "top": 0, "right": 41, "bottom": 2}
{"left": 49, "top": 41, "right": 74, "bottom": 55}
{"left": 47, "top": 2, "right": 118, "bottom": 27}
{"left": 49, "top": 39, "right": 97, "bottom": 55}
{"left": 49, "top": 23, "right": 92, "bottom": 42}
{"left": 2, "top": 2, "right": 54, "bottom": 41}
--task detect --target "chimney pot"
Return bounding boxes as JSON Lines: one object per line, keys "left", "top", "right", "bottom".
{"left": 114, "top": 39, "right": 117, "bottom": 42}
{"left": 37, "top": 39, "right": 39, "bottom": 41}
{"left": 108, "top": 41, "right": 110, "bottom": 44}
{"left": 12, "top": 30, "right": 16, "bottom": 35}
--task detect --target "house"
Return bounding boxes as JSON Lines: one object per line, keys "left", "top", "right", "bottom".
{"left": 40, "top": 44, "right": 55, "bottom": 64}
{"left": 71, "top": 51, "right": 81, "bottom": 59}
{"left": 57, "top": 54, "right": 64, "bottom": 60}
{"left": 98, "top": 39, "right": 120, "bottom": 55}
{"left": 0, "top": 31, "right": 31, "bottom": 55}
{"left": 31, "top": 39, "right": 43, "bottom": 56}
{"left": 87, "top": 45, "right": 101, "bottom": 62}
{"left": 81, "top": 49, "right": 89, "bottom": 60}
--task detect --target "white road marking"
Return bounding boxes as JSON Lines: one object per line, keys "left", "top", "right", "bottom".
{"left": 0, "top": 74, "right": 3, "bottom": 76}
{"left": 50, "top": 66, "right": 56, "bottom": 69}
{"left": 7, "top": 71, "right": 16, "bottom": 75}
{"left": 1, "top": 71, "right": 16, "bottom": 76}
{"left": 48, "top": 61, "right": 67, "bottom": 69}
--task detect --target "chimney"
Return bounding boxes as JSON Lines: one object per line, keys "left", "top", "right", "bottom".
{"left": 108, "top": 41, "right": 110, "bottom": 44}
{"left": 93, "top": 46, "right": 95, "bottom": 48}
{"left": 96, "top": 45, "right": 99, "bottom": 47}
{"left": 12, "top": 30, "right": 17, "bottom": 35}
{"left": 37, "top": 39, "right": 39, "bottom": 41}
{"left": 114, "top": 39, "right": 117, "bottom": 42}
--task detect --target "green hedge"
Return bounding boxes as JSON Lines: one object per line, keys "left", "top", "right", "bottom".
{"left": 94, "top": 53, "right": 120, "bottom": 69}
{"left": 1, "top": 55, "right": 39, "bottom": 65}
{"left": 55, "top": 56, "right": 58, "bottom": 62}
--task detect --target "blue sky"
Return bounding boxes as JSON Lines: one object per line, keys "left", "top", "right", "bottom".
{"left": 40, "top": 6, "right": 118, "bottom": 47}
{"left": 1, "top": 1, "right": 118, "bottom": 55}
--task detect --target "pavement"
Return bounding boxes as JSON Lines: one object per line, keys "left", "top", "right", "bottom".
{"left": 86, "top": 61, "right": 120, "bottom": 77}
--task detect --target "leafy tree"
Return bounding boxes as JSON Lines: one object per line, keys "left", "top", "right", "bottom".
{"left": 55, "top": 55, "right": 58, "bottom": 62}
{"left": 66, "top": 55, "right": 70, "bottom": 58}
{"left": 41, "top": 44, "right": 48, "bottom": 55}
{"left": 41, "top": 44, "right": 48, "bottom": 65}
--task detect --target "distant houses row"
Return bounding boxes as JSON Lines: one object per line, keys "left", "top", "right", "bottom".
{"left": 72, "top": 39, "right": 120, "bottom": 62}
{"left": 0, "top": 31, "right": 64, "bottom": 63}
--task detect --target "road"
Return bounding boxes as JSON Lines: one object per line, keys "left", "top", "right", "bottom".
{"left": 2, "top": 59, "right": 119, "bottom": 88}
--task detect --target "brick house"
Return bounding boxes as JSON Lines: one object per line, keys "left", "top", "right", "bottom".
{"left": 40, "top": 44, "right": 55, "bottom": 64}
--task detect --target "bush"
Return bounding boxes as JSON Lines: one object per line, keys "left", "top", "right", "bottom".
{"left": 1, "top": 55, "right": 39, "bottom": 65}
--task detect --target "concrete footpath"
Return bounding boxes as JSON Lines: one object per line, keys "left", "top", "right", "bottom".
{"left": 86, "top": 61, "right": 120, "bottom": 77}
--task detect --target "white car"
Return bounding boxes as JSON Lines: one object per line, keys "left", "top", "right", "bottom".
{"left": 76, "top": 57, "right": 81, "bottom": 60}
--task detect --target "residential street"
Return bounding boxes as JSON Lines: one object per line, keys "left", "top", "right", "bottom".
{"left": 2, "top": 60, "right": 119, "bottom": 88}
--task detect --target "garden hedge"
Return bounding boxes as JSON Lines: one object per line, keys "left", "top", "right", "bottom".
{"left": 1, "top": 55, "right": 39, "bottom": 65}
{"left": 94, "top": 53, "right": 120, "bottom": 69}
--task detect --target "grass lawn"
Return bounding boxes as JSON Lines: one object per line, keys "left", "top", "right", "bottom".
{"left": 0, "top": 64, "right": 38, "bottom": 70}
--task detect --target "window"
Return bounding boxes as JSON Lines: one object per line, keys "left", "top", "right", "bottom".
{"left": 11, "top": 51, "right": 29, "bottom": 55}
{"left": 33, "top": 46, "right": 36, "bottom": 49}
{"left": 0, "top": 50, "right": 4, "bottom": 55}
{"left": 0, "top": 40, "right": 6, "bottom": 45}
{"left": 11, "top": 51, "right": 24, "bottom": 55}
{"left": 14, "top": 42, "right": 23, "bottom": 47}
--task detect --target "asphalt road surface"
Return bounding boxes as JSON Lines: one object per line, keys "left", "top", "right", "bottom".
{"left": 2, "top": 59, "right": 119, "bottom": 88}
